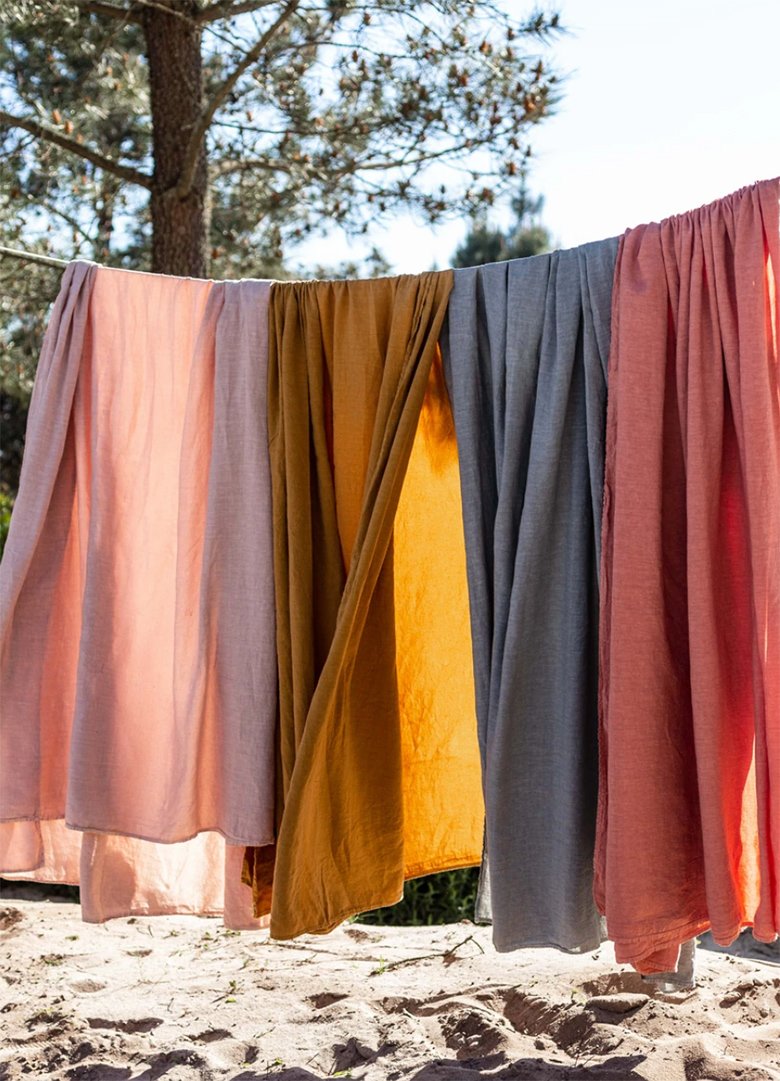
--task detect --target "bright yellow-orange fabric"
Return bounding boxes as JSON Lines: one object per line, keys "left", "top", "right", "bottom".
{"left": 244, "top": 274, "right": 483, "bottom": 938}
{"left": 394, "top": 351, "right": 484, "bottom": 882}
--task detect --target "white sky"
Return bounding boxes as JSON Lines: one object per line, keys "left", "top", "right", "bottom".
{"left": 299, "top": 0, "right": 780, "bottom": 272}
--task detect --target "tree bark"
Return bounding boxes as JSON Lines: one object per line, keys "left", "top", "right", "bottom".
{"left": 142, "top": 0, "right": 209, "bottom": 277}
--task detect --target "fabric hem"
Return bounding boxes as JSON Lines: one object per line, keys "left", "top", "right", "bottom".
{"left": 403, "top": 853, "right": 482, "bottom": 881}
{"left": 0, "top": 872, "right": 80, "bottom": 885}
{"left": 0, "top": 814, "right": 273, "bottom": 849}
{"left": 81, "top": 905, "right": 228, "bottom": 923}
{"left": 612, "top": 916, "right": 774, "bottom": 968}
{"left": 493, "top": 933, "right": 605, "bottom": 955}
{"left": 266, "top": 854, "right": 482, "bottom": 939}
{"left": 608, "top": 911, "right": 713, "bottom": 944}
{"left": 269, "top": 890, "right": 405, "bottom": 940}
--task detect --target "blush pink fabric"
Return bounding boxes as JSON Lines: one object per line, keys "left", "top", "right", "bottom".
{"left": 1, "top": 821, "right": 260, "bottom": 927}
{"left": 596, "top": 178, "right": 780, "bottom": 973}
{"left": 0, "top": 263, "right": 276, "bottom": 928}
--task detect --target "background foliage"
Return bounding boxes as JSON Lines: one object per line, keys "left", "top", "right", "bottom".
{"left": 1, "top": 0, "right": 562, "bottom": 398}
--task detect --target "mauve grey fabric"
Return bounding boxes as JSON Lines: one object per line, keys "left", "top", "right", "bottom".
{"left": 0, "top": 267, "right": 276, "bottom": 930}
{"left": 441, "top": 238, "right": 618, "bottom": 952}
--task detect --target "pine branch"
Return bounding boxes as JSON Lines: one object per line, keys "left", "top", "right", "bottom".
{"left": 210, "top": 157, "right": 291, "bottom": 177}
{"left": 195, "top": 0, "right": 280, "bottom": 23}
{"left": 175, "top": 0, "right": 300, "bottom": 199}
{"left": 128, "top": 0, "right": 248, "bottom": 52}
{"left": 69, "top": 0, "right": 142, "bottom": 21}
{"left": 27, "top": 194, "right": 95, "bottom": 245}
{"left": 0, "top": 110, "right": 153, "bottom": 189}
{"left": 355, "top": 139, "right": 483, "bottom": 172}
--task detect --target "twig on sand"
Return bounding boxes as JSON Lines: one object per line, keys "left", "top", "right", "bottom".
{"left": 370, "top": 934, "right": 484, "bottom": 977}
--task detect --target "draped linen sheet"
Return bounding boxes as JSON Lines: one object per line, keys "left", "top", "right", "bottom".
{"left": 243, "top": 273, "right": 484, "bottom": 938}
{"left": 440, "top": 240, "right": 618, "bottom": 953}
{"left": 0, "top": 263, "right": 276, "bottom": 928}
{"left": 596, "top": 178, "right": 780, "bottom": 973}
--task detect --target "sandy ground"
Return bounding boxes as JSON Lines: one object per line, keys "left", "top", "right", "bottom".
{"left": 0, "top": 891, "right": 778, "bottom": 1081}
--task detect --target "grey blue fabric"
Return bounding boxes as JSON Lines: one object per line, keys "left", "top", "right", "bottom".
{"left": 441, "top": 238, "right": 618, "bottom": 952}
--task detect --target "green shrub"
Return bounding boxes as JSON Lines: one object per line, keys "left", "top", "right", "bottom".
{"left": 0, "top": 490, "right": 13, "bottom": 557}
{"left": 360, "top": 867, "right": 480, "bottom": 926}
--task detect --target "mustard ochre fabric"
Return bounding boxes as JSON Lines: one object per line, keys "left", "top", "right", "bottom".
{"left": 244, "top": 272, "right": 484, "bottom": 938}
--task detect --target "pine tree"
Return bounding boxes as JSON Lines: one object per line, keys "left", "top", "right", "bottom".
{"left": 1, "top": 1, "right": 562, "bottom": 278}
{"left": 0, "top": 1, "right": 562, "bottom": 489}
{"left": 453, "top": 176, "right": 551, "bottom": 268}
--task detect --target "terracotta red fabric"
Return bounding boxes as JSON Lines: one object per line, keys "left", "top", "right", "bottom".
{"left": 596, "top": 178, "right": 780, "bottom": 973}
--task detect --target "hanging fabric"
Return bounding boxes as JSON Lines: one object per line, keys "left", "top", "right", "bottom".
{"left": 243, "top": 273, "right": 484, "bottom": 938}
{"left": 2, "top": 177, "right": 776, "bottom": 962}
{"left": 596, "top": 177, "right": 780, "bottom": 973}
{"left": 0, "top": 263, "right": 276, "bottom": 927}
{"left": 440, "top": 238, "right": 618, "bottom": 953}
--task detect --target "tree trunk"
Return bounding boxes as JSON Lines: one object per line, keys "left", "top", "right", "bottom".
{"left": 142, "top": 0, "right": 209, "bottom": 277}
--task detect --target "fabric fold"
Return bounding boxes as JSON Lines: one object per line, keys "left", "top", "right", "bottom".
{"left": 1, "top": 265, "right": 276, "bottom": 928}
{"left": 244, "top": 272, "right": 484, "bottom": 939}
{"left": 440, "top": 239, "right": 618, "bottom": 953}
{"left": 596, "top": 177, "right": 780, "bottom": 972}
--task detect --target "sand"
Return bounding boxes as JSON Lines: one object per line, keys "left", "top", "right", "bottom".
{"left": 0, "top": 889, "right": 778, "bottom": 1080}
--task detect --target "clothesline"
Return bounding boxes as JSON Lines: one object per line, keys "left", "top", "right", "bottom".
{"left": 0, "top": 244, "right": 68, "bottom": 269}
{"left": 0, "top": 174, "right": 774, "bottom": 276}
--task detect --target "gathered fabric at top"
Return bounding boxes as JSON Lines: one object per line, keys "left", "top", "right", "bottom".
{"left": 596, "top": 177, "right": 780, "bottom": 973}
{"left": 243, "top": 272, "right": 484, "bottom": 939}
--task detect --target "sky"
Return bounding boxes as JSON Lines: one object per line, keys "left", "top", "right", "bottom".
{"left": 298, "top": 0, "right": 780, "bottom": 272}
